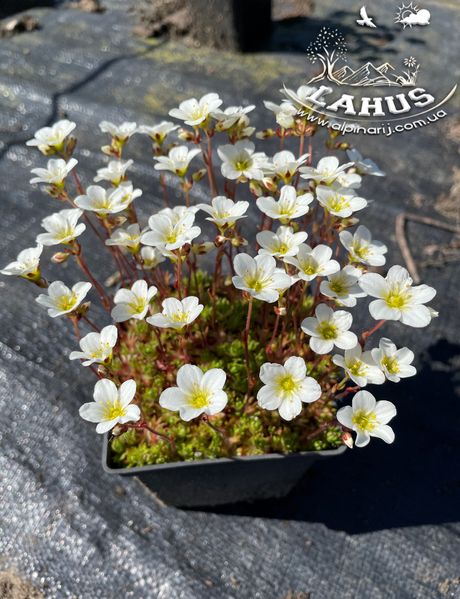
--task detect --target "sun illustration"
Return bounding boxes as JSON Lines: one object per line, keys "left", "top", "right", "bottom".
{"left": 395, "top": 1, "right": 418, "bottom": 22}
{"left": 395, "top": 2, "right": 430, "bottom": 28}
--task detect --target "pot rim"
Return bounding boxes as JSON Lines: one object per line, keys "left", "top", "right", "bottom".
{"left": 102, "top": 435, "right": 347, "bottom": 475}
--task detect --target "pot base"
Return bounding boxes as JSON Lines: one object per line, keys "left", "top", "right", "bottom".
{"left": 103, "top": 440, "right": 346, "bottom": 507}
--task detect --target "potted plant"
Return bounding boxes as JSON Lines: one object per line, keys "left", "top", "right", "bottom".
{"left": 2, "top": 86, "right": 437, "bottom": 507}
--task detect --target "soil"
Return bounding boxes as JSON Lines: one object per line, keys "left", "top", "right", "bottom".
{"left": 0, "top": 572, "right": 43, "bottom": 599}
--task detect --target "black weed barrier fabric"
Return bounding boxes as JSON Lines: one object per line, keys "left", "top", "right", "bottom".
{"left": 0, "top": 1, "right": 459, "bottom": 597}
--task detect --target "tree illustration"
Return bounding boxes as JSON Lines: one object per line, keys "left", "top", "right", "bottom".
{"left": 306, "top": 27, "right": 348, "bottom": 84}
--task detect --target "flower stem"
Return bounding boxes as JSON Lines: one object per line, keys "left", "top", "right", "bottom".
{"left": 205, "top": 132, "right": 218, "bottom": 196}
{"left": 360, "top": 319, "right": 385, "bottom": 346}
{"left": 75, "top": 250, "right": 111, "bottom": 311}
{"left": 243, "top": 296, "right": 254, "bottom": 384}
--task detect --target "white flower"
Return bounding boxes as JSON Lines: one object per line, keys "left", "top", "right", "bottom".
{"left": 371, "top": 338, "right": 417, "bottom": 383}
{"left": 284, "top": 244, "right": 339, "bottom": 282}
{"left": 263, "top": 100, "right": 297, "bottom": 128}
{"left": 320, "top": 265, "right": 366, "bottom": 307}
{"left": 141, "top": 210, "right": 201, "bottom": 251}
{"left": 359, "top": 265, "right": 437, "bottom": 328}
{"left": 141, "top": 246, "right": 166, "bottom": 269}
{"left": 153, "top": 145, "right": 201, "bottom": 177}
{"left": 280, "top": 84, "right": 318, "bottom": 110}
{"left": 94, "top": 159, "right": 133, "bottom": 185}
{"left": 147, "top": 296, "right": 203, "bottom": 330}
{"left": 36, "top": 281, "right": 91, "bottom": 317}
{"left": 30, "top": 158, "right": 78, "bottom": 186}
{"left": 196, "top": 196, "right": 249, "bottom": 228}
{"left": 339, "top": 225, "right": 387, "bottom": 267}
{"left": 212, "top": 105, "right": 255, "bottom": 129}
{"left": 300, "top": 156, "right": 355, "bottom": 186}
{"left": 159, "top": 364, "right": 227, "bottom": 421}
{"left": 256, "top": 185, "right": 314, "bottom": 222}
{"left": 75, "top": 184, "right": 140, "bottom": 215}
{"left": 169, "top": 93, "right": 222, "bottom": 126}
{"left": 332, "top": 344, "right": 385, "bottom": 387}
{"left": 257, "top": 226, "right": 308, "bottom": 259}
{"left": 316, "top": 186, "right": 367, "bottom": 218}
{"left": 347, "top": 149, "right": 385, "bottom": 177}
{"left": 26, "top": 119, "right": 76, "bottom": 154}
{"left": 268, "top": 150, "right": 310, "bottom": 183}
{"left": 257, "top": 356, "right": 321, "bottom": 421}
{"left": 111, "top": 280, "right": 158, "bottom": 322}
{"left": 36, "top": 208, "right": 86, "bottom": 246}
{"left": 232, "top": 253, "right": 292, "bottom": 303}
{"left": 1, "top": 244, "right": 42, "bottom": 279}
{"left": 337, "top": 390, "right": 396, "bottom": 448}
{"left": 138, "top": 121, "right": 179, "bottom": 143}
{"left": 115, "top": 181, "right": 143, "bottom": 207}
{"left": 69, "top": 325, "right": 118, "bottom": 366}
{"left": 99, "top": 121, "right": 138, "bottom": 140}
{"left": 301, "top": 303, "right": 357, "bottom": 354}
{"left": 217, "top": 140, "right": 270, "bottom": 181}
{"left": 106, "top": 224, "right": 141, "bottom": 251}
{"left": 79, "top": 379, "right": 140, "bottom": 434}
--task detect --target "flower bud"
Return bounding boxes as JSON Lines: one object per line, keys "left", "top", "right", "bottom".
{"left": 231, "top": 236, "right": 247, "bottom": 248}
{"left": 256, "top": 128, "right": 275, "bottom": 139}
{"left": 249, "top": 180, "right": 263, "bottom": 197}
{"left": 111, "top": 424, "right": 124, "bottom": 437}
{"left": 51, "top": 251, "right": 70, "bottom": 264}
{"left": 64, "top": 136, "right": 77, "bottom": 156}
{"left": 274, "top": 306, "right": 286, "bottom": 316}
{"left": 178, "top": 128, "right": 196, "bottom": 142}
{"left": 192, "top": 242, "right": 215, "bottom": 255}
{"left": 192, "top": 168, "right": 207, "bottom": 182}
{"left": 97, "top": 364, "right": 107, "bottom": 377}
{"left": 262, "top": 177, "right": 278, "bottom": 193}
{"left": 214, "top": 235, "right": 227, "bottom": 247}
{"left": 341, "top": 431, "right": 354, "bottom": 449}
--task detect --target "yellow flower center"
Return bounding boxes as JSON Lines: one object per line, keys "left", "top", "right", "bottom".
{"left": 300, "top": 260, "right": 317, "bottom": 276}
{"left": 102, "top": 399, "right": 126, "bottom": 420}
{"left": 276, "top": 374, "right": 298, "bottom": 395}
{"left": 129, "top": 298, "right": 146, "bottom": 315}
{"left": 279, "top": 202, "right": 295, "bottom": 217}
{"left": 317, "top": 321, "right": 337, "bottom": 340}
{"left": 384, "top": 286, "right": 409, "bottom": 309}
{"left": 352, "top": 243, "right": 369, "bottom": 259}
{"left": 57, "top": 293, "right": 77, "bottom": 311}
{"left": 57, "top": 226, "right": 74, "bottom": 241}
{"left": 329, "top": 279, "right": 346, "bottom": 294}
{"left": 235, "top": 158, "right": 251, "bottom": 171}
{"left": 188, "top": 387, "right": 209, "bottom": 409}
{"left": 170, "top": 310, "right": 188, "bottom": 323}
{"left": 277, "top": 243, "right": 289, "bottom": 255}
{"left": 352, "top": 409, "right": 377, "bottom": 432}
{"left": 244, "top": 274, "right": 264, "bottom": 292}
{"left": 347, "top": 359, "right": 366, "bottom": 376}
{"left": 328, "top": 195, "right": 350, "bottom": 213}
{"left": 381, "top": 356, "right": 400, "bottom": 375}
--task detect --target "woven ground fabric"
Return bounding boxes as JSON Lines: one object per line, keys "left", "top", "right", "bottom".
{"left": 0, "top": 1, "right": 459, "bottom": 597}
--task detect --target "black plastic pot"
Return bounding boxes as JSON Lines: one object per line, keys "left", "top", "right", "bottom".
{"left": 103, "top": 440, "right": 346, "bottom": 508}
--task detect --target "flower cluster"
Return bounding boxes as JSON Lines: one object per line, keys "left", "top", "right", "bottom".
{"left": 3, "top": 87, "right": 437, "bottom": 465}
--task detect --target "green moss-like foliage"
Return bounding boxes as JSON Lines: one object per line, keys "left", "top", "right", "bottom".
{"left": 109, "top": 271, "right": 343, "bottom": 468}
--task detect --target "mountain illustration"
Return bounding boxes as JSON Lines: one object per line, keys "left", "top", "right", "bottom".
{"left": 331, "top": 61, "right": 412, "bottom": 87}
{"left": 377, "top": 62, "right": 395, "bottom": 75}
{"left": 332, "top": 65, "right": 354, "bottom": 80}
{"left": 306, "top": 27, "right": 419, "bottom": 88}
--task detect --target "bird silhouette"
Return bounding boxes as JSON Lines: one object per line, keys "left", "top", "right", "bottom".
{"left": 356, "top": 6, "right": 377, "bottom": 28}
